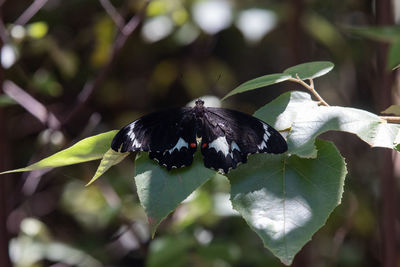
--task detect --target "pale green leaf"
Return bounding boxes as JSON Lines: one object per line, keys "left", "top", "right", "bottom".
{"left": 254, "top": 91, "right": 318, "bottom": 130}
{"left": 86, "top": 149, "right": 130, "bottom": 186}
{"left": 283, "top": 61, "right": 334, "bottom": 80}
{"left": 1, "top": 131, "right": 118, "bottom": 174}
{"left": 288, "top": 105, "right": 400, "bottom": 157}
{"left": 229, "top": 139, "right": 347, "bottom": 265}
{"left": 381, "top": 105, "right": 400, "bottom": 115}
{"left": 134, "top": 151, "right": 215, "bottom": 235}
{"left": 221, "top": 73, "right": 290, "bottom": 100}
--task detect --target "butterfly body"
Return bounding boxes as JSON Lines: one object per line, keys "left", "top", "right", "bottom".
{"left": 111, "top": 99, "right": 287, "bottom": 173}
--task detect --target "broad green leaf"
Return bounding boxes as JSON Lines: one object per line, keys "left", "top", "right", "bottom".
{"left": 283, "top": 61, "right": 334, "bottom": 80}
{"left": 134, "top": 151, "right": 215, "bottom": 235}
{"left": 86, "top": 149, "right": 130, "bottom": 186}
{"left": 0, "top": 131, "right": 118, "bottom": 174}
{"left": 388, "top": 39, "right": 400, "bottom": 70}
{"left": 229, "top": 139, "right": 346, "bottom": 265}
{"left": 255, "top": 91, "right": 400, "bottom": 158}
{"left": 221, "top": 73, "right": 290, "bottom": 100}
{"left": 254, "top": 91, "right": 318, "bottom": 130}
{"left": 288, "top": 105, "right": 400, "bottom": 157}
{"left": 345, "top": 26, "right": 400, "bottom": 42}
{"left": 382, "top": 105, "right": 400, "bottom": 115}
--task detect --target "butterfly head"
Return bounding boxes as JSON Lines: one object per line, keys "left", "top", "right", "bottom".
{"left": 195, "top": 99, "right": 204, "bottom": 107}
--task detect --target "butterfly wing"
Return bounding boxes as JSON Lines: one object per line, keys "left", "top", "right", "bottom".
{"left": 111, "top": 107, "right": 197, "bottom": 170}
{"left": 200, "top": 107, "right": 287, "bottom": 173}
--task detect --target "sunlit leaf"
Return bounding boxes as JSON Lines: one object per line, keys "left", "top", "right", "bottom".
{"left": 288, "top": 105, "right": 400, "bottom": 158}
{"left": 229, "top": 139, "right": 346, "bottom": 265}
{"left": 283, "top": 61, "right": 334, "bottom": 80}
{"left": 134, "top": 151, "right": 215, "bottom": 235}
{"left": 221, "top": 73, "right": 291, "bottom": 100}
{"left": 86, "top": 149, "right": 130, "bottom": 186}
{"left": 254, "top": 90, "right": 318, "bottom": 130}
{"left": 0, "top": 131, "right": 118, "bottom": 174}
{"left": 27, "top": 22, "right": 49, "bottom": 39}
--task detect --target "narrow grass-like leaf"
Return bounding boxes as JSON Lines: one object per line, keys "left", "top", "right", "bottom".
{"left": 388, "top": 39, "right": 400, "bottom": 70}
{"left": 229, "top": 139, "right": 346, "bottom": 265}
{"left": 134, "top": 151, "right": 215, "bottom": 236}
{"left": 345, "top": 26, "right": 400, "bottom": 42}
{"left": 86, "top": 149, "right": 130, "bottom": 186}
{"left": 0, "top": 130, "right": 118, "bottom": 174}
{"left": 221, "top": 73, "right": 291, "bottom": 100}
{"left": 283, "top": 61, "right": 334, "bottom": 80}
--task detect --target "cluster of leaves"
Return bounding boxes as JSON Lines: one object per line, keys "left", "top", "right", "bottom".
{"left": 3, "top": 61, "right": 400, "bottom": 265}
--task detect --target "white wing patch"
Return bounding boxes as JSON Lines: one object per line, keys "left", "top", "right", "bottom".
{"left": 257, "top": 124, "right": 271, "bottom": 150}
{"left": 209, "top": 136, "right": 241, "bottom": 158}
{"left": 127, "top": 121, "right": 142, "bottom": 148}
{"left": 167, "top": 137, "right": 188, "bottom": 154}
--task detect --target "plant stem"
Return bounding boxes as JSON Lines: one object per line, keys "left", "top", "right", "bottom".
{"left": 379, "top": 116, "right": 400, "bottom": 123}
{"left": 287, "top": 77, "right": 330, "bottom": 106}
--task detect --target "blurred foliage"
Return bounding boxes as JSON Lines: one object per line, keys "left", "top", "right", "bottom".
{"left": 2, "top": 0, "right": 400, "bottom": 266}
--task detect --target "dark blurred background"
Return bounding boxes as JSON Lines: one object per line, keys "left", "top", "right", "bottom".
{"left": 1, "top": 0, "right": 399, "bottom": 266}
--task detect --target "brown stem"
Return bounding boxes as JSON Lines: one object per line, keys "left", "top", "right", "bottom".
{"left": 287, "top": 77, "right": 330, "bottom": 106}
{"left": 62, "top": 0, "right": 150, "bottom": 125}
{"left": 14, "top": 0, "right": 49, "bottom": 25}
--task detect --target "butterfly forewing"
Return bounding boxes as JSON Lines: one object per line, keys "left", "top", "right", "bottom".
{"left": 111, "top": 107, "right": 198, "bottom": 170}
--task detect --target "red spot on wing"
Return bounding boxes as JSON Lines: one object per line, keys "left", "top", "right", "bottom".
{"left": 190, "top": 143, "right": 197, "bottom": 148}
{"left": 202, "top": 143, "right": 207, "bottom": 149}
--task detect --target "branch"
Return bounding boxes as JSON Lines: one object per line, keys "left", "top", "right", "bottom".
{"left": 287, "top": 76, "right": 330, "bottom": 106}
{"left": 379, "top": 116, "right": 400, "bottom": 123}
{"left": 3, "top": 80, "right": 61, "bottom": 129}
{"left": 99, "top": 0, "right": 125, "bottom": 31}
{"left": 14, "top": 0, "right": 49, "bottom": 26}
{"left": 62, "top": 0, "right": 150, "bottom": 125}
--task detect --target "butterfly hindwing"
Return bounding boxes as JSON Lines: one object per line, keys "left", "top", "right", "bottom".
{"left": 111, "top": 107, "right": 197, "bottom": 170}
{"left": 200, "top": 107, "right": 288, "bottom": 173}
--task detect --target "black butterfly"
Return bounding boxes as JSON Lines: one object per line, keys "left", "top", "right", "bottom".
{"left": 111, "top": 99, "right": 287, "bottom": 173}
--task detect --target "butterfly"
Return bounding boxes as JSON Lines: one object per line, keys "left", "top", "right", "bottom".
{"left": 111, "top": 99, "right": 287, "bottom": 173}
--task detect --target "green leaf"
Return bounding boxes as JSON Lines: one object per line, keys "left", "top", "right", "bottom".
{"left": 345, "top": 26, "right": 400, "bottom": 42}
{"left": 254, "top": 91, "right": 318, "bottom": 130}
{"left": 229, "top": 139, "right": 347, "bottom": 265}
{"left": 0, "top": 131, "right": 118, "bottom": 174}
{"left": 388, "top": 39, "right": 400, "bottom": 70}
{"left": 86, "top": 149, "right": 130, "bottom": 186}
{"left": 283, "top": 61, "right": 334, "bottom": 80}
{"left": 288, "top": 105, "right": 400, "bottom": 158}
{"left": 382, "top": 105, "right": 400, "bottom": 115}
{"left": 221, "top": 73, "right": 290, "bottom": 100}
{"left": 256, "top": 91, "right": 400, "bottom": 158}
{"left": 134, "top": 151, "right": 216, "bottom": 235}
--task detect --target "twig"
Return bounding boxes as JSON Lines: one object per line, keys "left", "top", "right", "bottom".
{"left": 3, "top": 80, "right": 61, "bottom": 129}
{"left": 379, "top": 116, "right": 400, "bottom": 123}
{"left": 287, "top": 76, "right": 330, "bottom": 106}
{"left": 62, "top": 0, "right": 151, "bottom": 125}
{"left": 14, "top": 0, "right": 49, "bottom": 26}
{"left": 99, "top": 0, "right": 125, "bottom": 31}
